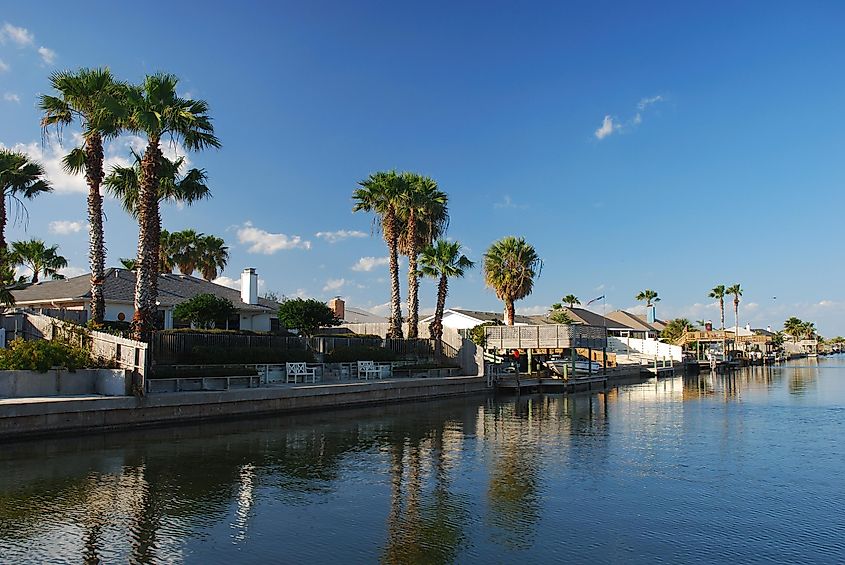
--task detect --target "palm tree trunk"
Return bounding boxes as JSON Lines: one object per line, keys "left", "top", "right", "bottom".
{"left": 0, "top": 195, "right": 6, "bottom": 253}
{"left": 720, "top": 298, "right": 725, "bottom": 329}
{"left": 132, "top": 139, "right": 161, "bottom": 341}
{"left": 431, "top": 274, "right": 448, "bottom": 359}
{"left": 385, "top": 208, "right": 403, "bottom": 339}
{"left": 406, "top": 210, "right": 419, "bottom": 339}
{"left": 31, "top": 268, "right": 39, "bottom": 284}
{"left": 85, "top": 133, "right": 106, "bottom": 325}
{"left": 505, "top": 299, "right": 515, "bottom": 326}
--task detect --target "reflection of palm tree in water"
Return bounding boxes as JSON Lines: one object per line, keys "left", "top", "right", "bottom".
{"left": 382, "top": 426, "right": 468, "bottom": 564}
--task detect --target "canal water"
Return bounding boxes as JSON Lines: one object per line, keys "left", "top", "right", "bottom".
{"left": 1, "top": 358, "right": 844, "bottom": 564}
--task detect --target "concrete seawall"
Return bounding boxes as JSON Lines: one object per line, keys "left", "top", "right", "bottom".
{"left": 0, "top": 376, "right": 489, "bottom": 441}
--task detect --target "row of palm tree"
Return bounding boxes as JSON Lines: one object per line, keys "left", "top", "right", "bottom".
{"left": 353, "top": 171, "right": 448, "bottom": 339}
{"left": 707, "top": 284, "right": 742, "bottom": 330}
{"left": 120, "top": 229, "right": 228, "bottom": 281}
{"left": 38, "top": 69, "right": 219, "bottom": 339}
{"left": 783, "top": 317, "right": 817, "bottom": 341}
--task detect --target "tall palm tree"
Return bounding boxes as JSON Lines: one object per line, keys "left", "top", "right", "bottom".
{"left": 635, "top": 289, "right": 660, "bottom": 307}
{"left": 398, "top": 173, "right": 449, "bottom": 338}
{"left": 125, "top": 73, "right": 220, "bottom": 340}
{"left": 784, "top": 316, "right": 803, "bottom": 342}
{"left": 352, "top": 170, "right": 405, "bottom": 338}
{"left": 10, "top": 239, "right": 68, "bottom": 283}
{"left": 708, "top": 285, "right": 727, "bottom": 329}
{"left": 196, "top": 235, "right": 228, "bottom": 281}
{"left": 40, "top": 68, "right": 126, "bottom": 326}
{"left": 562, "top": 294, "right": 580, "bottom": 308}
{"left": 418, "top": 239, "right": 473, "bottom": 357}
{"left": 726, "top": 283, "right": 742, "bottom": 335}
{"left": 0, "top": 150, "right": 53, "bottom": 252}
{"left": 482, "top": 237, "right": 542, "bottom": 326}
{"left": 104, "top": 151, "right": 211, "bottom": 219}
{"left": 170, "top": 229, "right": 202, "bottom": 275}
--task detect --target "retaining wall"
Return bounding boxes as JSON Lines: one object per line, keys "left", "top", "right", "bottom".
{"left": 0, "top": 369, "right": 128, "bottom": 398}
{"left": 0, "top": 376, "right": 488, "bottom": 440}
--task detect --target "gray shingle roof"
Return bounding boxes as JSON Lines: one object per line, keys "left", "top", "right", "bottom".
{"left": 451, "top": 307, "right": 620, "bottom": 328}
{"left": 605, "top": 310, "right": 665, "bottom": 332}
{"left": 11, "top": 268, "right": 276, "bottom": 314}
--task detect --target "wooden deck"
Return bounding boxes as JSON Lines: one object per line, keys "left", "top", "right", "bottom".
{"left": 485, "top": 324, "right": 607, "bottom": 350}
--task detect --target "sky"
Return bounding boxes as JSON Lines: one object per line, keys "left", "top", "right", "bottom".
{"left": 2, "top": 1, "right": 845, "bottom": 335}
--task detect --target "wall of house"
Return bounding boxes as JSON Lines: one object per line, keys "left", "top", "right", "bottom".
{"left": 240, "top": 313, "right": 271, "bottom": 332}
{"left": 104, "top": 303, "right": 135, "bottom": 323}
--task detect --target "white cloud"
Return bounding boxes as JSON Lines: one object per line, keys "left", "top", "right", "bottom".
{"left": 494, "top": 195, "right": 528, "bottom": 209}
{"left": 236, "top": 221, "right": 311, "bottom": 254}
{"left": 594, "top": 115, "right": 618, "bottom": 140}
{"left": 3, "top": 92, "right": 19, "bottom": 103}
{"left": 0, "top": 133, "right": 135, "bottom": 195}
{"left": 351, "top": 256, "right": 389, "bottom": 272}
{"left": 48, "top": 220, "right": 83, "bottom": 235}
{"left": 315, "top": 229, "right": 367, "bottom": 243}
{"left": 637, "top": 95, "right": 664, "bottom": 110}
{"left": 322, "top": 278, "right": 346, "bottom": 293}
{"left": 212, "top": 276, "right": 240, "bottom": 290}
{"left": 0, "top": 59, "right": 8, "bottom": 72}
{"left": 0, "top": 23, "right": 34, "bottom": 47}
{"left": 37, "top": 46, "right": 56, "bottom": 65}
{"left": 59, "top": 266, "right": 87, "bottom": 278}
{"left": 517, "top": 304, "right": 551, "bottom": 316}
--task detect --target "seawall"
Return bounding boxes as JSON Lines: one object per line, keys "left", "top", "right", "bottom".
{"left": 0, "top": 376, "right": 488, "bottom": 441}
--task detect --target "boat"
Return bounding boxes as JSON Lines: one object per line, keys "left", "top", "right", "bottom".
{"left": 543, "top": 356, "right": 602, "bottom": 378}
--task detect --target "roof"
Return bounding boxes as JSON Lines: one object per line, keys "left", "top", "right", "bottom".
{"left": 10, "top": 268, "right": 277, "bottom": 314}
{"left": 605, "top": 310, "right": 660, "bottom": 332}
{"left": 445, "top": 308, "right": 618, "bottom": 328}
{"left": 553, "top": 307, "right": 626, "bottom": 328}
{"left": 342, "top": 306, "right": 388, "bottom": 324}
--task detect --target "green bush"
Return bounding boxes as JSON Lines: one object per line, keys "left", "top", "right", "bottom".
{"left": 325, "top": 346, "right": 398, "bottom": 363}
{"left": 173, "top": 293, "right": 236, "bottom": 329}
{"left": 0, "top": 338, "right": 93, "bottom": 372}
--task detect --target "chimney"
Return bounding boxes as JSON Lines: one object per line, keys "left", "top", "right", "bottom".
{"left": 767, "top": 325, "right": 772, "bottom": 332}
{"left": 328, "top": 297, "right": 345, "bottom": 321}
{"left": 745, "top": 323, "right": 751, "bottom": 332}
{"left": 241, "top": 268, "right": 258, "bottom": 305}
{"left": 646, "top": 305, "right": 656, "bottom": 324}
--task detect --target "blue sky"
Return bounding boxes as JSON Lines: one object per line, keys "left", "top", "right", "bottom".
{"left": 2, "top": 2, "right": 845, "bottom": 334}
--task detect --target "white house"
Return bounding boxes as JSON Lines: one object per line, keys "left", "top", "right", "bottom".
{"left": 8, "top": 267, "right": 278, "bottom": 331}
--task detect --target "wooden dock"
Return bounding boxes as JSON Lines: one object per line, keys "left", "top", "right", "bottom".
{"left": 493, "top": 364, "right": 654, "bottom": 393}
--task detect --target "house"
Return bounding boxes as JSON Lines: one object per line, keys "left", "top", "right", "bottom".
{"left": 420, "top": 307, "right": 623, "bottom": 332}
{"left": 604, "top": 310, "right": 664, "bottom": 339}
{"left": 8, "top": 267, "right": 278, "bottom": 331}
{"left": 328, "top": 297, "right": 388, "bottom": 324}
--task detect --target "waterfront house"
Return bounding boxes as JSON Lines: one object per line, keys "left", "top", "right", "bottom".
{"left": 604, "top": 310, "right": 664, "bottom": 339}
{"left": 7, "top": 267, "right": 278, "bottom": 331}
{"left": 421, "top": 307, "right": 625, "bottom": 331}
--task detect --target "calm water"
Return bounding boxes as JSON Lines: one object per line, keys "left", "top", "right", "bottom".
{"left": 1, "top": 358, "right": 844, "bottom": 564}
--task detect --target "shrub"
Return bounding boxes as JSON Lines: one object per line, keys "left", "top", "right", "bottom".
{"left": 0, "top": 338, "right": 92, "bottom": 372}
{"left": 173, "top": 294, "right": 236, "bottom": 329}
{"left": 278, "top": 298, "right": 340, "bottom": 337}
{"left": 325, "top": 346, "right": 398, "bottom": 363}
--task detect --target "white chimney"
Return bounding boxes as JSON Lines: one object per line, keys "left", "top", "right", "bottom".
{"left": 241, "top": 268, "right": 258, "bottom": 305}
{"left": 745, "top": 323, "right": 751, "bottom": 332}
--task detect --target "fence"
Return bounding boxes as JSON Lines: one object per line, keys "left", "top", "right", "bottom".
{"left": 484, "top": 324, "right": 607, "bottom": 350}
{"left": 0, "top": 310, "right": 148, "bottom": 385}
{"left": 150, "top": 332, "right": 307, "bottom": 365}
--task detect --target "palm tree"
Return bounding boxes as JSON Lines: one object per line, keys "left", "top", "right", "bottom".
{"left": 418, "top": 239, "right": 473, "bottom": 358}
{"left": 10, "top": 239, "right": 68, "bottom": 283}
{"left": 800, "top": 321, "right": 816, "bottom": 340}
{"left": 726, "top": 283, "right": 742, "bottom": 335}
{"left": 104, "top": 151, "right": 211, "bottom": 220}
{"left": 1, "top": 250, "right": 21, "bottom": 306}
{"left": 196, "top": 235, "right": 228, "bottom": 281}
{"left": 695, "top": 319, "right": 707, "bottom": 329}
{"left": 169, "top": 229, "right": 202, "bottom": 275}
{"left": 353, "top": 170, "right": 405, "bottom": 338}
{"left": 124, "top": 73, "right": 220, "bottom": 340}
{"left": 784, "top": 317, "right": 803, "bottom": 342}
{"left": 561, "top": 294, "right": 580, "bottom": 308}
{"left": 40, "top": 68, "right": 126, "bottom": 325}
{"left": 635, "top": 289, "right": 660, "bottom": 307}
{"left": 0, "top": 150, "right": 53, "bottom": 252}
{"left": 482, "top": 237, "right": 542, "bottom": 326}
{"left": 120, "top": 258, "right": 137, "bottom": 270}
{"left": 708, "top": 285, "right": 727, "bottom": 329}
{"left": 397, "top": 173, "right": 448, "bottom": 339}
